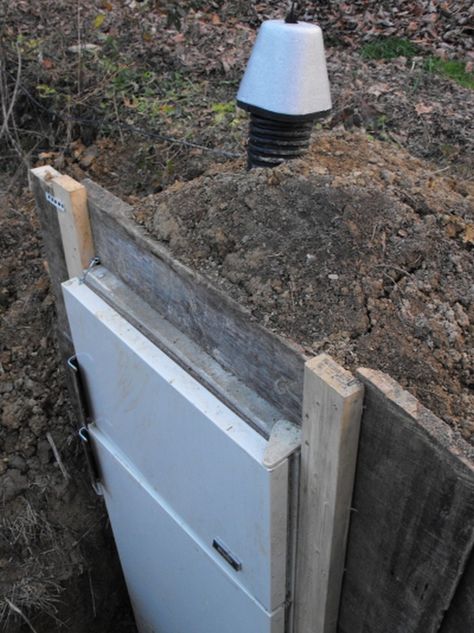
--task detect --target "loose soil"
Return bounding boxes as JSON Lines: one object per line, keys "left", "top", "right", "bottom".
{"left": 0, "top": 182, "right": 136, "bottom": 633}
{"left": 135, "top": 130, "right": 474, "bottom": 443}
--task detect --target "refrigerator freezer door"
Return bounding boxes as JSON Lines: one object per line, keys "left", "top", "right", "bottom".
{"left": 92, "top": 429, "right": 285, "bottom": 633}
{"left": 63, "top": 279, "right": 290, "bottom": 632}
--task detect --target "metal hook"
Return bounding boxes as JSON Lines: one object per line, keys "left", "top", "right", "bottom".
{"left": 79, "top": 256, "right": 100, "bottom": 284}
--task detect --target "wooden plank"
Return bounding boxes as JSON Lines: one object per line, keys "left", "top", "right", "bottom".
{"left": 439, "top": 547, "right": 474, "bottom": 633}
{"left": 338, "top": 368, "right": 474, "bottom": 633}
{"left": 29, "top": 167, "right": 87, "bottom": 437}
{"left": 52, "top": 174, "right": 94, "bottom": 278}
{"left": 30, "top": 165, "right": 71, "bottom": 335}
{"left": 84, "top": 264, "right": 282, "bottom": 439}
{"left": 294, "top": 354, "right": 364, "bottom": 633}
{"left": 83, "top": 178, "right": 308, "bottom": 424}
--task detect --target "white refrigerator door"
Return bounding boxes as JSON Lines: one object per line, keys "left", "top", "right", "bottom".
{"left": 63, "top": 279, "right": 290, "bottom": 633}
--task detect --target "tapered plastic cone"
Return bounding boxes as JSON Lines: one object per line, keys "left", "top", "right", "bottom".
{"left": 237, "top": 20, "right": 332, "bottom": 121}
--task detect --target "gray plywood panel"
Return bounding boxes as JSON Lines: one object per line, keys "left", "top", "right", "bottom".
{"left": 338, "top": 369, "right": 474, "bottom": 633}
{"left": 83, "top": 178, "right": 307, "bottom": 425}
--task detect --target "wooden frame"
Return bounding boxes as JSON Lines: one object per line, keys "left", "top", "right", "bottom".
{"left": 294, "top": 355, "right": 363, "bottom": 633}
{"left": 30, "top": 167, "right": 474, "bottom": 633}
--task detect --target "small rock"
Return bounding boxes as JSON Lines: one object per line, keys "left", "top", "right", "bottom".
{"left": 1, "top": 469, "right": 28, "bottom": 502}
{"left": 37, "top": 440, "right": 51, "bottom": 465}
{"left": 0, "top": 381, "right": 13, "bottom": 394}
{"left": 1, "top": 402, "right": 21, "bottom": 429}
{"left": 380, "top": 169, "right": 395, "bottom": 184}
{"left": 7, "top": 455, "right": 27, "bottom": 473}
{"left": 454, "top": 303, "right": 470, "bottom": 329}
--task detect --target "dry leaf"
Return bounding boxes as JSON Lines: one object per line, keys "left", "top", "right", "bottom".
{"left": 93, "top": 14, "right": 106, "bottom": 29}
{"left": 415, "top": 102, "right": 434, "bottom": 115}
{"left": 462, "top": 224, "right": 474, "bottom": 244}
{"left": 367, "top": 83, "right": 390, "bottom": 97}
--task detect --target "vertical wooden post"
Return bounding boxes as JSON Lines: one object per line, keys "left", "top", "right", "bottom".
{"left": 294, "top": 353, "right": 364, "bottom": 633}
{"left": 30, "top": 165, "right": 95, "bottom": 331}
{"left": 51, "top": 173, "right": 94, "bottom": 278}
{"left": 30, "top": 165, "right": 96, "bottom": 411}
{"left": 30, "top": 167, "right": 94, "bottom": 279}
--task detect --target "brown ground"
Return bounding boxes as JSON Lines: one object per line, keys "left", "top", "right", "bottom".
{"left": 135, "top": 130, "right": 474, "bottom": 442}
{"left": 0, "top": 183, "right": 135, "bottom": 632}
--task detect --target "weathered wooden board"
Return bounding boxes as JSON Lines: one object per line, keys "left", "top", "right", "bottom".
{"left": 294, "top": 355, "right": 364, "bottom": 633}
{"left": 338, "top": 368, "right": 474, "bottom": 633}
{"left": 85, "top": 265, "right": 282, "bottom": 438}
{"left": 30, "top": 166, "right": 71, "bottom": 336}
{"left": 84, "top": 178, "right": 308, "bottom": 424}
{"left": 439, "top": 547, "right": 474, "bottom": 633}
{"left": 30, "top": 167, "right": 94, "bottom": 412}
{"left": 51, "top": 174, "right": 94, "bottom": 278}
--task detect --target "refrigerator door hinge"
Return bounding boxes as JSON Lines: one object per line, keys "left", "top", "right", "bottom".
{"left": 67, "top": 355, "right": 102, "bottom": 495}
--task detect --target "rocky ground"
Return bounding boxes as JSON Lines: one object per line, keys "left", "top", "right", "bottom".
{"left": 0, "top": 1, "right": 473, "bottom": 631}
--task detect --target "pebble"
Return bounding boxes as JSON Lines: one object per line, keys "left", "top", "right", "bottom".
{"left": 1, "top": 469, "right": 28, "bottom": 502}
{"left": 7, "top": 455, "right": 27, "bottom": 473}
{"left": 37, "top": 440, "right": 51, "bottom": 465}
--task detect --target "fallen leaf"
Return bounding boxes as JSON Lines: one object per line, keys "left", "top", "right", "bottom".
{"left": 41, "top": 58, "right": 54, "bottom": 70}
{"left": 211, "top": 13, "right": 221, "bottom": 25}
{"left": 415, "top": 102, "right": 434, "bottom": 115}
{"left": 462, "top": 224, "right": 474, "bottom": 244}
{"left": 38, "top": 151, "right": 57, "bottom": 160}
{"left": 93, "top": 14, "right": 105, "bottom": 29}
{"left": 367, "top": 83, "right": 390, "bottom": 97}
{"left": 67, "top": 44, "right": 100, "bottom": 54}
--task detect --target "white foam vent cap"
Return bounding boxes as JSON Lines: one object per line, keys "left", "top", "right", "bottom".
{"left": 237, "top": 20, "right": 332, "bottom": 118}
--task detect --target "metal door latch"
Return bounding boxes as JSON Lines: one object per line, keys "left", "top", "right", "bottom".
{"left": 68, "top": 355, "right": 102, "bottom": 495}
{"left": 212, "top": 539, "right": 242, "bottom": 572}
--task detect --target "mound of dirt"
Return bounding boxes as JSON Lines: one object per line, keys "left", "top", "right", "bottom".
{"left": 134, "top": 130, "right": 473, "bottom": 443}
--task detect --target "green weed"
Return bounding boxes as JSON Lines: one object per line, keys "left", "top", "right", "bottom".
{"left": 423, "top": 57, "right": 474, "bottom": 89}
{"left": 36, "top": 84, "right": 57, "bottom": 98}
{"left": 361, "top": 37, "right": 473, "bottom": 90}
{"left": 211, "top": 101, "right": 236, "bottom": 124}
{"left": 361, "top": 37, "right": 420, "bottom": 60}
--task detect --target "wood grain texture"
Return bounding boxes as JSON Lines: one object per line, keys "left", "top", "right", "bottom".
{"left": 30, "top": 167, "right": 84, "bottom": 430}
{"left": 294, "top": 354, "right": 364, "bottom": 633}
{"left": 84, "top": 265, "right": 282, "bottom": 439}
{"left": 439, "top": 546, "right": 474, "bottom": 633}
{"left": 30, "top": 166, "right": 71, "bottom": 336}
{"left": 83, "top": 178, "right": 308, "bottom": 424}
{"left": 338, "top": 368, "right": 474, "bottom": 633}
{"left": 52, "top": 174, "right": 94, "bottom": 278}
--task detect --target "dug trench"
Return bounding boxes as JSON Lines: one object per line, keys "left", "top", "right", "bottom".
{"left": 1, "top": 129, "right": 473, "bottom": 632}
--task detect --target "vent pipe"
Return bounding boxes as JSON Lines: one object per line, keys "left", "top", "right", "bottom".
{"left": 237, "top": 18, "right": 331, "bottom": 169}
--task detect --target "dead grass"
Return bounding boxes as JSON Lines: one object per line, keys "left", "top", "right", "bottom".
{"left": 0, "top": 500, "right": 65, "bottom": 630}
